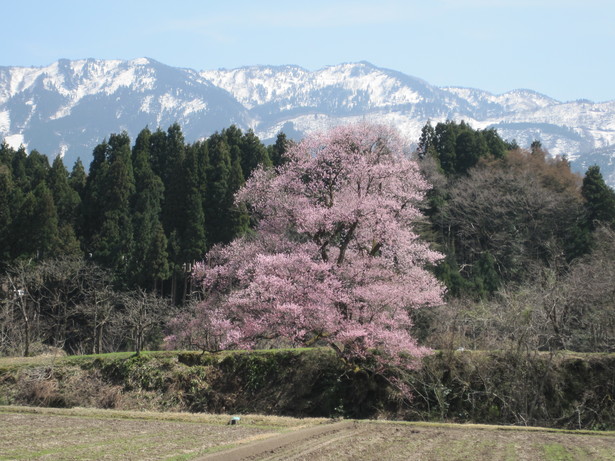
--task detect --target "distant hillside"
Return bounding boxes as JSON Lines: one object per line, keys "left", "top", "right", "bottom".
{"left": 1, "top": 58, "right": 615, "bottom": 183}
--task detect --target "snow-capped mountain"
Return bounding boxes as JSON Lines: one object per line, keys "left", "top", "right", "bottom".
{"left": 2, "top": 58, "right": 615, "bottom": 184}
{"left": 0, "top": 58, "right": 249, "bottom": 164}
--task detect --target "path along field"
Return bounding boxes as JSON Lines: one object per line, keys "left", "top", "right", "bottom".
{"left": 0, "top": 406, "right": 614, "bottom": 460}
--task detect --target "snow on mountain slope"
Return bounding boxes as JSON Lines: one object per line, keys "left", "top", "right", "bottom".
{"left": 201, "top": 62, "right": 460, "bottom": 115}
{"left": 443, "top": 87, "right": 558, "bottom": 114}
{"left": 204, "top": 62, "right": 614, "bottom": 164}
{"left": 0, "top": 58, "right": 249, "bottom": 165}
{"left": 1, "top": 58, "right": 615, "bottom": 184}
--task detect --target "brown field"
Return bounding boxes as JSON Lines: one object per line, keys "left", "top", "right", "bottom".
{"left": 1, "top": 406, "right": 614, "bottom": 461}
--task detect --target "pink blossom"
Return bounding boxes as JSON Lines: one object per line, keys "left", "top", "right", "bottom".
{"left": 170, "top": 123, "right": 444, "bottom": 370}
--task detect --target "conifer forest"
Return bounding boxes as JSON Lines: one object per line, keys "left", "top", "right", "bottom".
{"left": 1, "top": 120, "right": 614, "bottom": 364}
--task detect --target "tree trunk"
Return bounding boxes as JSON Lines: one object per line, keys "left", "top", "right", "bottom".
{"left": 171, "top": 275, "right": 177, "bottom": 305}
{"left": 23, "top": 316, "right": 30, "bottom": 357}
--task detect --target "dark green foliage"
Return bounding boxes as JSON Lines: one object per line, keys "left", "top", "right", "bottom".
{"left": 239, "top": 128, "right": 272, "bottom": 179}
{"left": 582, "top": 165, "right": 615, "bottom": 230}
{"left": 12, "top": 182, "right": 61, "bottom": 259}
{"left": 472, "top": 252, "right": 500, "bottom": 297}
{"left": 68, "top": 158, "right": 87, "bottom": 199}
{"left": 0, "top": 141, "right": 13, "bottom": 167}
{"left": 159, "top": 126, "right": 203, "bottom": 263}
{"left": 0, "top": 166, "right": 13, "bottom": 266}
{"left": 87, "top": 132, "right": 135, "bottom": 273}
{"left": 482, "top": 128, "right": 507, "bottom": 159}
{"left": 268, "top": 132, "right": 291, "bottom": 167}
{"left": 434, "top": 121, "right": 457, "bottom": 174}
{"left": 1, "top": 123, "right": 274, "bottom": 295}
{"left": 154, "top": 126, "right": 208, "bottom": 302}
{"left": 455, "top": 129, "right": 488, "bottom": 173}
{"left": 24, "top": 150, "right": 50, "bottom": 190}
{"left": 0, "top": 124, "right": 280, "bottom": 357}
{"left": 427, "top": 120, "right": 509, "bottom": 175}
{"left": 148, "top": 128, "right": 168, "bottom": 180}
{"left": 418, "top": 122, "right": 591, "bottom": 299}
{"left": 417, "top": 121, "right": 436, "bottom": 160}
{"left": 205, "top": 133, "right": 236, "bottom": 246}
{"left": 48, "top": 156, "right": 81, "bottom": 229}
{"left": 440, "top": 158, "right": 585, "bottom": 288}
{"left": 128, "top": 127, "right": 169, "bottom": 288}
{"left": 11, "top": 146, "right": 28, "bottom": 190}
{"left": 2, "top": 350, "right": 614, "bottom": 429}
{"left": 80, "top": 141, "right": 110, "bottom": 250}
{"left": 406, "top": 351, "right": 615, "bottom": 429}
{"left": 177, "top": 143, "right": 206, "bottom": 263}
{"left": 434, "top": 255, "right": 472, "bottom": 299}
{"left": 229, "top": 154, "right": 250, "bottom": 238}
{"left": 204, "top": 127, "right": 264, "bottom": 245}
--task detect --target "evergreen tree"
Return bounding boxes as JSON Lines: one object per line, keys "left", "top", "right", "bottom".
{"left": 0, "top": 165, "right": 12, "bottom": 266}
{"left": 434, "top": 121, "right": 458, "bottom": 174}
{"left": 472, "top": 252, "right": 500, "bottom": 297}
{"left": 156, "top": 125, "right": 207, "bottom": 301}
{"left": 161, "top": 123, "right": 186, "bottom": 235}
{"left": 13, "top": 182, "right": 61, "bottom": 259}
{"left": 482, "top": 128, "right": 507, "bottom": 159}
{"left": 163, "top": 123, "right": 185, "bottom": 185}
{"left": 128, "top": 127, "right": 169, "bottom": 289}
{"left": 239, "top": 128, "right": 272, "bottom": 179}
{"left": 177, "top": 143, "right": 206, "bottom": 264}
{"left": 48, "top": 156, "right": 81, "bottom": 256}
{"left": 417, "top": 121, "right": 437, "bottom": 160}
{"left": 11, "top": 146, "right": 28, "bottom": 191}
{"left": 222, "top": 125, "right": 243, "bottom": 148}
{"left": 192, "top": 140, "right": 209, "bottom": 222}
{"left": 205, "top": 133, "right": 234, "bottom": 245}
{"left": 531, "top": 140, "right": 543, "bottom": 155}
{"left": 229, "top": 149, "right": 250, "bottom": 238}
{"left": 455, "top": 130, "right": 480, "bottom": 173}
{"left": 147, "top": 222, "right": 170, "bottom": 293}
{"left": 268, "top": 132, "right": 291, "bottom": 167}
{"left": 88, "top": 133, "right": 135, "bottom": 274}
{"left": 69, "top": 158, "right": 87, "bottom": 199}
{"left": 0, "top": 141, "right": 14, "bottom": 169}
{"left": 81, "top": 140, "right": 110, "bottom": 247}
{"left": 582, "top": 165, "right": 615, "bottom": 230}
{"left": 48, "top": 156, "right": 80, "bottom": 226}
{"left": 426, "top": 120, "right": 509, "bottom": 176}
{"left": 24, "top": 150, "right": 49, "bottom": 190}
{"left": 148, "top": 127, "right": 168, "bottom": 180}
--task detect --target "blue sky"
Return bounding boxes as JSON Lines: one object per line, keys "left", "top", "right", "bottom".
{"left": 2, "top": 0, "right": 613, "bottom": 102}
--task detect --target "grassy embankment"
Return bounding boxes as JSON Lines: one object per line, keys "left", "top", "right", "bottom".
{"left": 1, "top": 348, "right": 614, "bottom": 429}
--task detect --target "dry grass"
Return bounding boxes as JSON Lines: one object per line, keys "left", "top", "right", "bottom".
{"left": 239, "top": 420, "right": 615, "bottom": 461}
{"left": 0, "top": 405, "right": 329, "bottom": 428}
{"left": 0, "top": 406, "right": 329, "bottom": 460}
{"left": 1, "top": 406, "right": 614, "bottom": 460}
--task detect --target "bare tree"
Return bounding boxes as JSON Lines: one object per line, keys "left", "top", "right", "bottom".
{"left": 3, "top": 260, "right": 43, "bottom": 356}
{"left": 122, "top": 288, "right": 171, "bottom": 354}
{"left": 74, "top": 263, "right": 116, "bottom": 355}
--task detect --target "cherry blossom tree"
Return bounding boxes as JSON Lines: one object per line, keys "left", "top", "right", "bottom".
{"left": 167, "top": 123, "right": 444, "bottom": 372}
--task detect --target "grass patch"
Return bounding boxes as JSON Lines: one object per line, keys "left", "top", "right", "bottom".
{"left": 542, "top": 443, "right": 576, "bottom": 461}
{"left": 366, "top": 419, "right": 615, "bottom": 437}
{"left": 0, "top": 405, "right": 329, "bottom": 428}
{"left": 2, "top": 406, "right": 615, "bottom": 460}
{"left": 0, "top": 406, "right": 321, "bottom": 460}
{"left": 2, "top": 348, "right": 615, "bottom": 429}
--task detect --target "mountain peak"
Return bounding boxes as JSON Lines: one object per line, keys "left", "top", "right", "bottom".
{"left": 1, "top": 58, "right": 614, "bottom": 184}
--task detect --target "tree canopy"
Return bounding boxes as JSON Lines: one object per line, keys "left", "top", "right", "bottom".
{"left": 167, "top": 123, "right": 444, "bottom": 372}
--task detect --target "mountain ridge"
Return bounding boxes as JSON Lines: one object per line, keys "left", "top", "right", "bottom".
{"left": 1, "top": 58, "right": 614, "bottom": 184}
